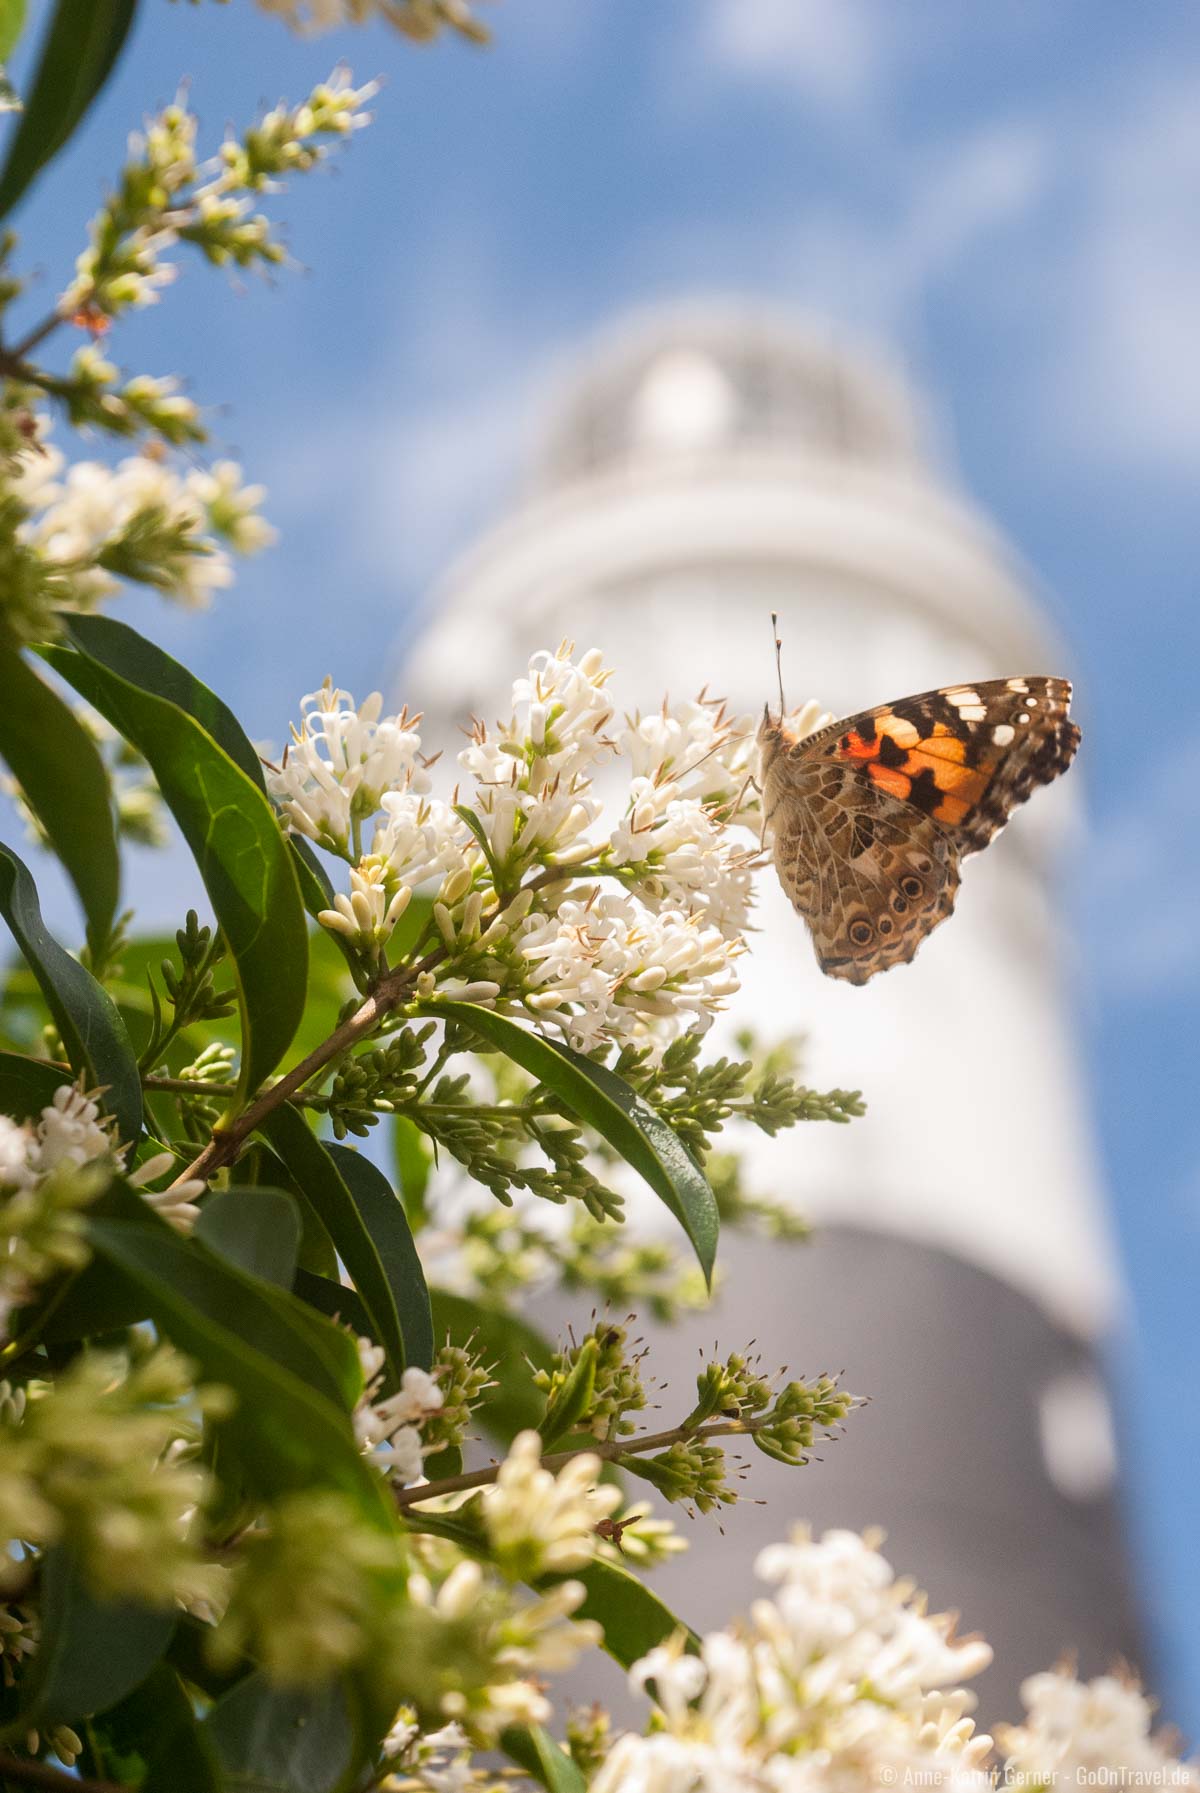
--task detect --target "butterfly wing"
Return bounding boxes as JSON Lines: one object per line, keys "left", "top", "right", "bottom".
{"left": 761, "top": 677, "right": 1079, "bottom": 984}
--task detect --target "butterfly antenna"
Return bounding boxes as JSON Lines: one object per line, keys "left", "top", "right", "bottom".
{"left": 771, "top": 611, "right": 786, "bottom": 715}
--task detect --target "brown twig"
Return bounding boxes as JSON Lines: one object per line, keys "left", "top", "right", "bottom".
{"left": 167, "top": 945, "right": 446, "bottom": 1190}
{"left": 0, "top": 1753, "right": 126, "bottom": 1793}
{"left": 167, "top": 859, "right": 584, "bottom": 1193}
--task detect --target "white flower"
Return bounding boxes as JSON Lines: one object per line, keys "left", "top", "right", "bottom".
{"left": 516, "top": 892, "right": 741, "bottom": 1055}
{"left": 594, "top": 1528, "right": 995, "bottom": 1793}
{"left": 482, "top": 1430, "right": 621, "bottom": 1577}
{"left": 609, "top": 789, "right": 755, "bottom": 938}
{"left": 999, "top": 1667, "right": 1200, "bottom": 1786}
{"left": 28, "top": 1085, "right": 119, "bottom": 1180}
{"left": 186, "top": 461, "right": 276, "bottom": 554}
{"left": 22, "top": 453, "right": 235, "bottom": 610}
{"left": 267, "top": 683, "right": 433, "bottom": 857}
{"left": 318, "top": 862, "right": 413, "bottom": 951}
{"left": 126, "top": 1154, "right": 204, "bottom": 1235}
{"left": 353, "top": 1362, "right": 444, "bottom": 1486}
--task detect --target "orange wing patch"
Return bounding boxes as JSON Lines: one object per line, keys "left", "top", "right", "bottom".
{"left": 837, "top": 712, "right": 997, "bottom": 824}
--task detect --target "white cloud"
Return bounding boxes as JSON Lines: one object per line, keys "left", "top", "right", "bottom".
{"left": 696, "top": 0, "right": 888, "bottom": 111}
{"left": 1084, "top": 741, "right": 1200, "bottom": 998}
{"left": 1039, "top": 79, "right": 1200, "bottom": 473}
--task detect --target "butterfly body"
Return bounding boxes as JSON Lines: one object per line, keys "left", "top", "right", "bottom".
{"left": 757, "top": 677, "right": 1080, "bottom": 984}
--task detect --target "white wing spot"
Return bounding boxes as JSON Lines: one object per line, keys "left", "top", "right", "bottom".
{"left": 1017, "top": 713, "right": 1030, "bottom": 724}
{"left": 956, "top": 705, "right": 987, "bottom": 721}
{"left": 950, "top": 688, "right": 981, "bottom": 707}
{"left": 992, "top": 723, "right": 1015, "bottom": 746}
{"left": 1006, "top": 678, "right": 1029, "bottom": 694}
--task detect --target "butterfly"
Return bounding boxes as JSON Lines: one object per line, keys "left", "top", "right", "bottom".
{"left": 757, "top": 672, "right": 1080, "bottom": 984}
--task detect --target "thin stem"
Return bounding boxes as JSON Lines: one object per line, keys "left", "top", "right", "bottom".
{"left": 167, "top": 858, "right": 606, "bottom": 1191}
{"left": 0, "top": 1754, "right": 125, "bottom": 1793}
{"left": 144, "top": 1077, "right": 540, "bottom": 1125}
{"left": 9, "top": 307, "right": 69, "bottom": 364}
{"left": 167, "top": 945, "right": 446, "bottom": 1189}
{"left": 393, "top": 1416, "right": 764, "bottom": 1510}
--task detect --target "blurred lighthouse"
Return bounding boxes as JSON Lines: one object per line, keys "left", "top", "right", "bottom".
{"left": 402, "top": 303, "right": 1141, "bottom": 1717}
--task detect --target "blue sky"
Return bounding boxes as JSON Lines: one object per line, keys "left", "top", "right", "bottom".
{"left": 5, "top": 0, "right": 1199, "bottom": 1729}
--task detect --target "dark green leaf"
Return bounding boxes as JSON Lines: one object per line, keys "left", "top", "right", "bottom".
{"left": 261, "top": 1108, "right": 411, "bottom": 1388}
{"left": 0, "top": 0, "right": 137, "bottom": 219}
{"left": 94, "top": 1662, "right": 221, "bottom": 1793}
{"left": 422, "top": 1003, "right": 719, "bottom": 1284}
{"left": 501, "top": 1726, "right": 587, "bottom": 1793}
{"left": 290, "top": 837, "right": 361, "bottom": 978}
{"left": 571, "top": 1557, "right": 700, "bottom": 1667}
{"left": 85, "top": 1210, "right": 393, "bottom": 1527}
{"left": 430, "top": 1289, "right": 556, "bottom": 1446}
{"left": 62, "top": 614, "right": 265, "bottom": 787}
{"left": 194, "top": 1186, "right": 300, "bottom": 1291}
{"left": 43, "top": 628, "right": 308, "bottom": 1103}
{"left": 0, "top": 1047, "right": 64, "bottom": 1119}
{"left": 16, "top": 1545, "right": 174, "bottom": 1726}
{"left": 205, "top": 1673, "right": 358, "bottom": 1793}
{"left": 0, "top": 842, "right": 141, "bottom": 1139}
{"left": 0, "top": 629, "right": 119, "bottom": 956}
{"left": 293, "top": 1268, "right": 371, "bottom": 1339}
{"left": 327, "top": 1141, "right": 433, "bottom": 1374}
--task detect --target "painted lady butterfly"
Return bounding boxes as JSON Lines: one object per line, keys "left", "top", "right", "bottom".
{"left": 757, "top": 669, "right": 1080, "bottom": 984}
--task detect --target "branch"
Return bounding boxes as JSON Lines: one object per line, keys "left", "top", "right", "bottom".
{"left": 168, "top": 950, "right": 438, "bottom": 1188}
{"left": 167, "top": 860, "right": 578, "bottom": 1192}
{"left": 393, "top": 1415, "right": 770, "bottom": 1510}
{"left": 0, "top": 1754, "right": 126, "bottom": 1793}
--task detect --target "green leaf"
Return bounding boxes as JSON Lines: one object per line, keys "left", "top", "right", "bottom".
{"left": 192, "top": 1187, "right": 363, "bottom": 1411}
{"left": 430, "top": 1289, "right": 556, "bottom": 1446}
{"left": 571, "top": 1556, "right": 700, "bottom": 1668}
{"left": 501, "top": 1725, "right": 587, "bottom": 1793}
{"left": 392, "top": 1115, "right": 432, "bottom": 1227}
{"left": 422, "top": 1003, "right": 719, "bottom": 1285}
{"left": 0, "top": 0, "right": 137, "bottom": 220}
{"left": 194, "top": 1186, "right": 300, "bottom": 1291}
{"left": 0, "top": 1047, "right": 64, "bottom": 1118}
{"left": 85, "top": 1209, "right": 392, "bottom": 1527}
{"left": 43, "top": 626, "right": 308, "bottom": 1104}
{"left": 293, "top": 1268, "right": 371, "bottom": 1339}
{"left": 205, "top": 1673, "right": 359, "bottom": 1793}
{"left": 94, "top": 1662, "right": 222, "bottom": 1793}
{"left": 327, "top": 1141, "right": 433, "bottom": 1374}
{"left": 538, "top": 1334, "right": 597, "bottom": 1450}
{"left": 0, "top": 842, "right": 141, "bottom": 1139}
{"left": 14, "top": 1545, "right": 174, "bottom": 1727}
{"left": 0, "top": 0, "right": 28, "bottom": 64}
{"left": 63, "top": 613, "right": 266, "bottom": 788}
{"left": 261, "top": 1108, "right": 413, "bottom": 1388}
{"left": 0, "top": 628, "right": 119, "bottom": 956}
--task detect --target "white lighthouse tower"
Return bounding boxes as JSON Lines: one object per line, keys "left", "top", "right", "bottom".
{"left": 403, "top": 303, "right": 1141, "bottom": 1716}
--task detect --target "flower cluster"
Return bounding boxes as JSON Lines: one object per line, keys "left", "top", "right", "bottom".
{"left": 0, "top": 1084, "right": 122, "bottom": 1333}
{"left": 595, "top": 1526, "right": 996, "bottom": 1793}
{"left": 595, "top": 1527, "right": 1200, "bottom": 1793}
{"left": 353, "top": 1343, "right": 446, "bottom": 1487}
{"left": 15, "top": 433, "right": 272, "bottom": 613}
{"left": 480, "top": 1429, "right": 622, "bottom": 1580}
{"left": 269, "top": 645, "right": 826, "bottom": 1063}
{"left": 998, "top": 1667, "right": 1200, "bottom": 1789}
{"left": 62, "top": 77, "right": 375, "bottom": 324}
{"left": 0, "top": 1079, "right": 208, "bottom": 1334}
{"left": 0, "top": 1346, "right": 224, "bottom": 1611}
